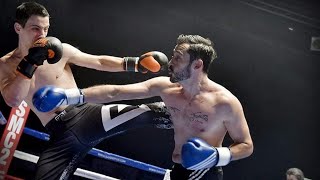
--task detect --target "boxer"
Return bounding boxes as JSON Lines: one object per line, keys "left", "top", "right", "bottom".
{"left": 33, "top": 34, "right": 254, "bottom": 179}
{"left": 0, "top": 2, "right": 168, "bottom": 179}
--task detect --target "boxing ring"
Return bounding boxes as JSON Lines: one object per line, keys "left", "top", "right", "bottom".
{"left": 11, "top": 127, "right": 170, "bottom": 179}
{"left": 0, "top": 101, "right": 173, "bottom": 179}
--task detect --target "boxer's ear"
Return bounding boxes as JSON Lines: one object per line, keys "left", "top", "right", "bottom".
{"left": 193, "top": 59, "right": 203, "bottom": 70}
{"left": 14, "top": 23, "right": 22, "bottom": 33}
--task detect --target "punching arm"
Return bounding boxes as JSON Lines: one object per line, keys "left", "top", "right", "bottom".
{"left": 82, "top": 77, "right": 167, "bottom": 103}
{"left": 65, "top": 45, "right": 168, "bottom": 73}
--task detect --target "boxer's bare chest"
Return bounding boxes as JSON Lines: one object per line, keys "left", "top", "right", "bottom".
{"left": 35, "top": 62, "right": 65, "bottom": 83}
{"left": 165, "top": 91, "right": 221, "bottom": 134}
{"left": 1, "top": 52, "right": 67, "bottom": 85}
{"left": 26, "top": 57, "right": 76, "bottom": 100}
{"left": 165, "top": 91, "right": 226, "bottom": 162}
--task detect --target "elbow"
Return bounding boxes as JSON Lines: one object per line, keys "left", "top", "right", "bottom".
{"left": 3, "top": 95, "right": 24, "bottom": 107}
{"left": 246, "top": 141, "right": 254, "bottom": 157}
{"left": 229, "top": 140, "right": 254, "bottom": 161}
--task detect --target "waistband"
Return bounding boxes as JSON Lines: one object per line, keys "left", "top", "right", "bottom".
{"left": 45, "top": 104, "right": 78, "bottom": 132}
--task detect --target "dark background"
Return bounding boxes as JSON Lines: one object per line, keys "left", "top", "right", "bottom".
{"left": 1, "top": 0, "right": 320, "bottom": 179}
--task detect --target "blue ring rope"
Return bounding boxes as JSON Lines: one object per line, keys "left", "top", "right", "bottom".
{"left": 23, "top": 127, "right": 166, "bottom": 175}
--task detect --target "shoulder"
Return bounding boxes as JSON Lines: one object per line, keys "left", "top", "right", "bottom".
{"left": 61, "top": 43, "right": 75, "bottom": 49}
{"left": 145, "top": 76, "right": 177, "bottom": 92}
{"left": 147, "top": 76, "right": 176, "bottom": 87}
{"left": 212, "top": 84, "right": 244, "bottom": 114}
{"left": 0, "top": 50, "right": 20, "bottom": 66}
{"left": 0, "top": 51, "right": 18, "bottom": 86}
{"left": 0, "top": 55, "right": 5, "bottom": 63}
{"left": 62, "top": 43, "right": 80, "bottom": 52}
{"left": 147, "top": 76, "right": 170, "bottom": 83}
{"left": 1, "top": 50, "right": 15, "bottom": 60}
{"left": 61, "top": 43, "right": 81, "bottom": 57}
{"left": 0, "top": 56, "right": 6, "bottom": 72}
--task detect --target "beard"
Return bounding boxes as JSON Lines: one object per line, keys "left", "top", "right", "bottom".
{"left": 170, "top": 64, "right": 191, "bottom": 83}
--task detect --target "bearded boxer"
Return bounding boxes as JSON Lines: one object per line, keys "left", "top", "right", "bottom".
{"left": 0, "top": 2, "right": 169, "bottom": 180}
{"left": 34, "top": 34, "right": 254, "bottom": 179}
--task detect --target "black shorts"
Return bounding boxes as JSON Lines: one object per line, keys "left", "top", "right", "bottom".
{"left": 35, "top": 103, "right": 172, "bottom": 180}
{"left": 170, "top": 163, "right": 223, "bottom": 180}
{"left": 35, "top": 103, "right": 105, "bottom": 180}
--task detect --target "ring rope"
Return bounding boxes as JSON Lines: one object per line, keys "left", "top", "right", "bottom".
{"left": 23, "top": 127, "right": 167, "bottom": 175}
{"left": 13, "top": 150, "right": 119, "bottom": 180}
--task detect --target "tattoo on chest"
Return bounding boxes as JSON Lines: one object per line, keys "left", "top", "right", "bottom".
{"left": 190, "top": 112, "right": 208, "bottom": 124}
{"left": 168, "top": 106, "right": 208, "bottom": 124}
{"left": 168, "top": 106, "right": 180, "bottom": 113}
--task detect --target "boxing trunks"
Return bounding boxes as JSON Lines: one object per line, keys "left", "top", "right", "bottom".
{"left": 35, "top": 102, "right": 172, "bottom": 180}
{"left": 170, "top": 163, "right": 223, "bottom": 180}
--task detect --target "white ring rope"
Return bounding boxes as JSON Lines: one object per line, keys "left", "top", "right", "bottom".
{"left": 13, "top": 150, "right": 119, "bottom": 180}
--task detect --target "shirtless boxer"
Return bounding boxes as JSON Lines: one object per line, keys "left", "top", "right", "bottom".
{"left": 34, "top": 34, "right": 254, "bottom": 179}
{"left": 0, "top": 2, "right": 169, "bottom": 179}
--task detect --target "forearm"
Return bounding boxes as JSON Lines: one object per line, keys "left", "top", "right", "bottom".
{"left": 81, "top": 85, "right": 124, "bottom": 104}
{"left": 96, "top": 55, "right": 125, "bottom": 72}
{"left": 229, "top": 141, "right": 254, "bottom": 161}
{"left": 32, "top": 81, "right": 156, "bottom": 112}
{"left": 82, "top": 83, "right": 152, "bottom": 104}
{"left": 2, "top": 74, "right": 31, "bottom": 107}
{"left": 32, "top": 85, "right": 124, "bottom": 112}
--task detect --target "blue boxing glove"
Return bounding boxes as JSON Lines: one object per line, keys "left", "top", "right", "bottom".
{"left": 181, "top": 137, "right": 232, "bottom": 170}
{"left": 32, "top": 85, "right": 84, "bottom": 112}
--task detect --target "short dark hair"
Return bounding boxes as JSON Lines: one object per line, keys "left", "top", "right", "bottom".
{"left": 286, "top": 168, "right": 305, "bottom": 180}
{"left": 15, "top": 1, "right": 49, "bottom": 27}
{"left": 176, "top": 34, "right": 217, "bottom": 74}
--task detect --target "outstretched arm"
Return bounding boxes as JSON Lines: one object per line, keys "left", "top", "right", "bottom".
{"left": 63, "top": 43, "right": 124, "bottom": 72}
{"left": 82, "top": 79, "right": 159, "bottom": 103}
{"left": 32, "top": 76, "right": 170, "bottom": 112}
{"left": 63, "top": 43, "right": 168, "bottom": 73}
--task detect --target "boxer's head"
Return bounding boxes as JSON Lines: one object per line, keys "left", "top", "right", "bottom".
{"left": 176, "top": 34, "right": 217, "bottom": 74}
{"left": 14, "top": 2, "right": 50, "bottom": 47}
{"left": 169, "top": 34, "right": 217, "bottom": 83}
{"left": 15, "top": 2, "right": 50, "bottom": 28}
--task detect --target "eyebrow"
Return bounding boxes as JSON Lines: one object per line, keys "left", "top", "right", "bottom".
{"left": 30, "top": 24, "right": 50, "bottom": 28}
{"left": 173, "top": 48, "right": 184, "bottom": 54}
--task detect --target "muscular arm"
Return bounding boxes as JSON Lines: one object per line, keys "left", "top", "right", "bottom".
{"left": 0, "top": 57, "right": 31, "bottom": 107}
{"left": 82, "top": 76, "right": 170, "bottom": 103}
{"left": 63, "top": 43, "right": 124, "bottom": 72}
{"left": 223, "top": 97, "right": 253, "bottom": 161}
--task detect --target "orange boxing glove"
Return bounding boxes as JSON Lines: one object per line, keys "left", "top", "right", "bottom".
{"left": 17, "top": 36, "right": 63, "bottom": 78}
{"left": 124, "top": 51, "right": 168, "bottom": 73}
